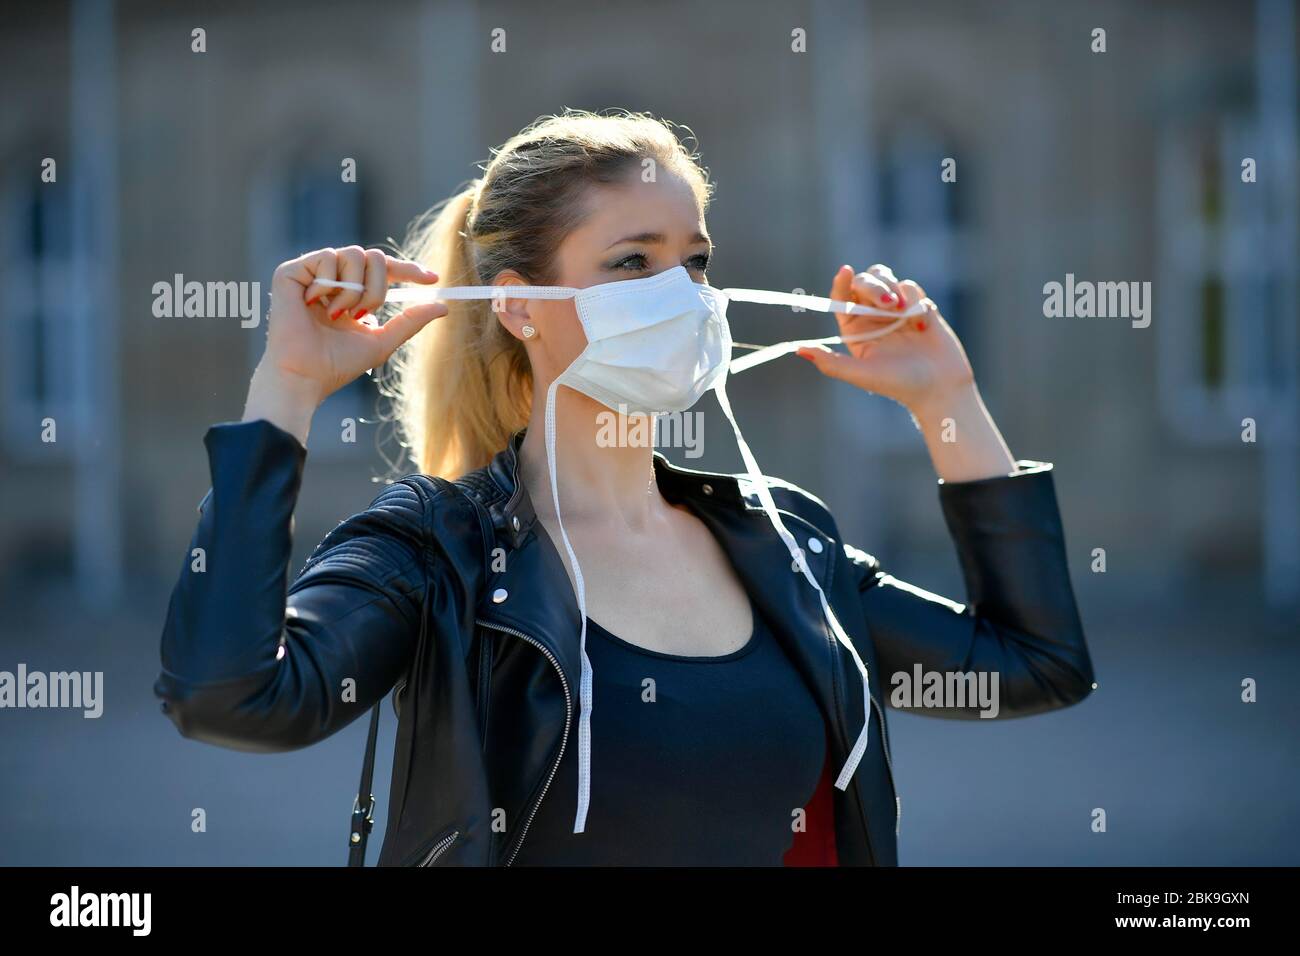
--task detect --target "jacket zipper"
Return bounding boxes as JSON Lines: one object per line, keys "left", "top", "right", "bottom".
{"left": 475, "top": 619, "right": 572, "bottom": 867}
{"left": 870, "top": 694, "right": 901, "bottom": 836}
{"left": 417, "top": 829, "right": 460, "bottom": 866}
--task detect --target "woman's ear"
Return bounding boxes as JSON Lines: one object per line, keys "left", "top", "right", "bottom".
{"left": 491, "top": 270, "right": 539, "bottom": 341}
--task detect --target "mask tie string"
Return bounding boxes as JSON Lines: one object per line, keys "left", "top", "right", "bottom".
{"left": 543, "top": 377, "right": 594, "bottom": 834}
{"left": 721, "top": 286, "right": 918, "bottom": 314}
{"left": 712, "top": 375, "right": 874, "bottom": 791}
{"left": 727, "top": 321, "right": 911, "bottom": 374}
{"left": 721, "top": 289, "right": 927, "bottom": 375}
{"left": 352, "top": 283, "right": 580, "bottom": 302}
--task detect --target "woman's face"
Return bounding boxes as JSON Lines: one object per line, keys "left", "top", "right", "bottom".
{"left": 500, "top": 167, "right": 712, "bottom": 387}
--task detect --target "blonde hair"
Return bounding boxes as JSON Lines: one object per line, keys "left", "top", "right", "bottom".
{"left": 385, "top": 109, "right": 713, "bottom": 479}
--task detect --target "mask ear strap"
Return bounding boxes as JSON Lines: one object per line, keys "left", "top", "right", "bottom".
{"left": 311, "top": 279, "right": 580, "bottom": 303}
{"left": 721, "top": 287, "right": 928, "bottom": 318}
{"left": 386, "top": 285, "right": 580, "bottom": 303}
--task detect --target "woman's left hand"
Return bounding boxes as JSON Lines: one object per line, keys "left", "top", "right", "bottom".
{"left": 796, "top": 263, "right": 975, "bottom": 417}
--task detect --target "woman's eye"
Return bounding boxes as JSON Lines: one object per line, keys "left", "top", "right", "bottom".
{"left": 609, "top": 252, "right": 710, "bottom": 273}
{"left": 612, "top": 254, "right": 650, "bottom": 271}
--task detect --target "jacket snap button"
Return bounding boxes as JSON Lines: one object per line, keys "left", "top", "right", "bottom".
{"left": 807, "top": 537, "right": 824, "bottom": 554}
{"left": 702, "top": 483, "right": 713, "bottom": 495}
{"left": 511, "top": 515, "right": 521, "bottom": 532}
{"left": 492, "top": 588, "right": 508, "bottom": 604}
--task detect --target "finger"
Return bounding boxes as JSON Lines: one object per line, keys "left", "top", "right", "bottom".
{"left": 897, "top": 280, "right": 929, "bottom": 327}
{"left": 831, "top": 269, "right": 902, "bottom": 341}
{"left": 898, "top": 278, "right": 927, "bottom": 302}
{"left": 851, "top": 271, "right": 901, "bottom": 310}
{"left": 376, "top": 303, "right": 449, "bottom": 354}
{"left": 827, "top": 265, "right": 855, "bottom": 335}
{"left": 795, "top": 344, "right": 870, "bottom": 389}
{"left": 384, "top": 254, "right": 441, "bottom": 285}
{"left": 868, "top": 264, "right": 906, "bottom": 310}
{"left": 914, "top": 296, "right": 939, "bottom": 333}
{"left": 328, "top": 246, "right": 367, "bottom": 318}
{"left": 829, "top": 265, "right": 896, "bottom": 338}
{"left": 828, "top": 264, "right": 854, "bottom": 302}
{"left": 355, "top": 249, "right": 389, "bottom": 319}
{"left": 868, "top": 262, "right": 900, "bottom": 285}
{"left": 297, "top": 249, "right": 339, "bottom": 308}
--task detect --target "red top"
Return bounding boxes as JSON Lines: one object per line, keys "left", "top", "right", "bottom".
{"left": 783, "top": 729, "right": 839, "bottom": 866}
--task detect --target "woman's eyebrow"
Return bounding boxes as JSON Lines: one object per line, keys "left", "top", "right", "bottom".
{"left": 604, "top": 230, "right": 712, "bottom": 250}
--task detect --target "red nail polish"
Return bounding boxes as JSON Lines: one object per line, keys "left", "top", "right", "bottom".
{"left": 880, "top": 292, "right": 895, "bottom": 303}
{"left": 917, "top": 319, "right": 928, "bottom": 331}
{"left": 306, "top": 296, "right": 318, "bottom": 306}
{"left": 355, "top": 309, "right": 367, "bottom": 320}
{"left": 331, "top": 309, "right": 344, "bottom": 320}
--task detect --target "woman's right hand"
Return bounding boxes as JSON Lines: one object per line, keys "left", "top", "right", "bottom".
{"left": 243, "top": 247, "right": 447, "bottom": 443}
{"left": 264, "top": 246, "right": 447, "bottom": 402}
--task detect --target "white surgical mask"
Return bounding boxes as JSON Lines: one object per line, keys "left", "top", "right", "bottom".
{"left": 322, "top": 267, "right": 926, "bottom": 834}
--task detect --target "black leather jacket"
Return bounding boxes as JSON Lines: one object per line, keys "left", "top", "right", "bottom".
{"left": 156, "top": 417, "right": 1095, "bottom": 866}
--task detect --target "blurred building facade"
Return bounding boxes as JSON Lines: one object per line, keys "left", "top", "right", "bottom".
{"left": 1, "top": 0, "right": 1296, "bottom": 613}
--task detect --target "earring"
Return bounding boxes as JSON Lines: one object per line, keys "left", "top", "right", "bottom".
{"left": 521, "top": 324, "right": 536, "bottom": 339}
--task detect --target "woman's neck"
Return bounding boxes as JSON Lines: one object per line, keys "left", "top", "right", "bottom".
{"left": 517, "top": 387, "right": 665, "bottom": 532}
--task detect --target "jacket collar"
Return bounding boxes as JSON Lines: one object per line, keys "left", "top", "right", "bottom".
{"left": 484, "top": 426, "right": 766, "bottom": 550}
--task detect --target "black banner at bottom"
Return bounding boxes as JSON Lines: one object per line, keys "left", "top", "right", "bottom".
{"left": 0, "top": 866, "right": 1281, "bottom": 941}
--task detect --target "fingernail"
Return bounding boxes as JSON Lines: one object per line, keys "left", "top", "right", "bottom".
{"left": 355, "top": 309, "right": 367, "bottom": 320}
{"left": 306, "top": 296, "right": 318, "bottom": 306}
{"left": 880, "top": 291, "right": 895, "bottom": 303}
{"left": 331, "top": 309, "right": 344, "bottom": 320}
{"left": 916, "top": 319, "right": 928, "bottom": 331}
{"left": 796, "top": 349, "right": 814, "bottom": 361}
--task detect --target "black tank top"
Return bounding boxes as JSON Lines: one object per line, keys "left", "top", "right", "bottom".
{"left": 511, "top": 600, "right": 828, "bottom": 865}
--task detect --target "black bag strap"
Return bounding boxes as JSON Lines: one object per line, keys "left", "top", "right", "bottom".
{"left": 345, "top": 473, "right": 485, "bottom": 866}
{"left": 347, "top": 700, "right": 383, "bottom": 866}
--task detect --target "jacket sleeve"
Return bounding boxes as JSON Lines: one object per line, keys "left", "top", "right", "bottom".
{"left": 154, "top": 418, "right": 428, "bottom": 752}
{"left": 843, "top": 460, "right": 1095, "bottom": 719}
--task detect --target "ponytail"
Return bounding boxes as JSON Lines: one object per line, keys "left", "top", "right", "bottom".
{"left": 387, "top": 181, "right": 532, "bottom": 479}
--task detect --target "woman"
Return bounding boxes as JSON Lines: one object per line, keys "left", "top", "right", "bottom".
{"left": 156, "top": 109, "right": 1095, "bottom": 867}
